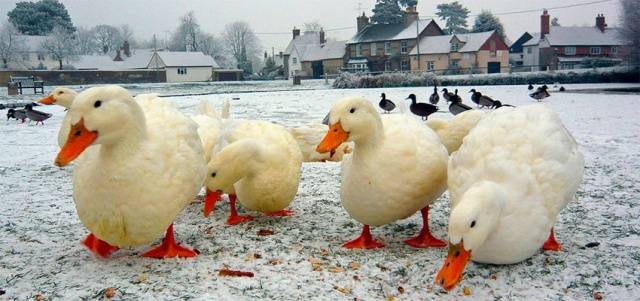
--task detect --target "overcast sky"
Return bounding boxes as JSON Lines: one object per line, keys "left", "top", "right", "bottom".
{"left": 0, "top": 0, "right": 622, "bottom": 52}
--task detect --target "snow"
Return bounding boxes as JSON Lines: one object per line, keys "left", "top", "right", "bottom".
{"left": 1, "top": 81, "right": 640, "bottom": 300}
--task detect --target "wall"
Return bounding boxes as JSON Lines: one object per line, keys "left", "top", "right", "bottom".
{"left": 522, "top": 45, "right": 539, "bottom": 70}
{"left": 0, "top": 70, "right": 166, "bottom": 85}
{"left": 323, "top": 59, "right": 344, "bottom": 75}
{"left": 411, "top": 50, "right": 509, "bottom": 74}
{"left": 165, "top": 67, "right": 213, "bottom": 82}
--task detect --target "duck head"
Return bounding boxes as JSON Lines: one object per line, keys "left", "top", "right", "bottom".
{"left": 380, "top": 93, "right": 386, "bottom": 99}
{"left": 469, "top": 89, "right": 476, "bottom": 93}
{"left": 441, "top": 88, "right": 449, "bottom": 93}
{"left": 316, "top": 97, "right": 381, "bottom": 154}
{"left": 55, "top": 85, "right": 145, "bottom": 167}
{"left": 39, "top": 87, "right": 77, "bottom": 108}
{"left": 435, "top": 181, "right": 506, "bottom": 291}
{"left": 203, "top": 139, "right": 264, "bottom": 217}
{"left": 405, "top": 94, "right": 417, "bottom": 102}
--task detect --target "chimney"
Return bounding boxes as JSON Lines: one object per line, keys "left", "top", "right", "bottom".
{"left": 319, "top": 28, "right": 326, "bottom": 44}
{"left": 292, "top": 27, "right": 300, "bottom": 39}
{"left": 540, "top": 9, "right": 550, "bottom": 39}
{"left": 357, "top": 12, "right": 369, "bottom": 33}
{"left": 113, "top": 49, "right": 123, "bottom": 61}
{"left": 122, "top": 40, "right": 131, "bottom": 57}
{"left": 404, "top": 6, "right": 419, "bottom": 26}
{"left": 596, "top": 14, "right": 607, "bottom": 32}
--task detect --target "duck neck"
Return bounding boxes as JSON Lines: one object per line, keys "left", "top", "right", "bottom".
{"left": 351, "top": 115, "right": 384, "bottom": 154}
{"left": 220, "top": 139, "right": 264, "bottom": 182}
{"left": 99, "top": 109, "right": 147, "bottom": 157}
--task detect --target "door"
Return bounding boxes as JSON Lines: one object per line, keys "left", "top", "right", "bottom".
{"left": 312, "top": 61, "right": 324, "bottom": 79}
{"left": 487, "top": 62, "right": 501, "bottom": 74}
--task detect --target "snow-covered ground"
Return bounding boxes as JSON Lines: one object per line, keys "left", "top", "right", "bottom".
{"left": 1, "top": 82, "right": 639, "bottom": 300}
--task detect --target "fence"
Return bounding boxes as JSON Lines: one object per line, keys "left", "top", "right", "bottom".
{"left": 0, "top": 69, "right": 166, "bottom": 86}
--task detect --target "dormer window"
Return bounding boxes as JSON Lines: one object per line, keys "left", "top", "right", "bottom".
{"left": 451, "top": 43, "right": 460, "bottom": 52}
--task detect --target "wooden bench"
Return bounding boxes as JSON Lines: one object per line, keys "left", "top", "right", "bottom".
{"left": 8, "top": 76, "right": 45, "bottom": 95}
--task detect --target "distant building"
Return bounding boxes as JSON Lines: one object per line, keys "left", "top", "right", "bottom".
{"left": 148, "top": 51, "right": 219, "bottom": 82}
{"left": 509, "top": 32, "right": 534, "bottom": 68}
{"left": 522, "top": 10, "right": 627, "bottom": 71}
{"left": 283, "top": 29, "right": 321, "bottom": 78}
{"left": 409, "top": 30, "right": 509, "bottom": 74}
{"left": 9, "top": 35, "right": 61, "bottom": 70}
{"left": 345, "top": 8, "right": 444, "bottom": 73}
{"left": 75, "top": 49, "right": 155, "bottom": 71}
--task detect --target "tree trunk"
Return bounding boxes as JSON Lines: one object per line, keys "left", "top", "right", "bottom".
{"left": 59, "top": 60, "right": 63, "bottom": 70}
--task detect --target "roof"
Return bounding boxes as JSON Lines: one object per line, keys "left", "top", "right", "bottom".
{"left": 522, "top": 33, "right": 541, "bottom": 47}
{"left": 153, "top": 51, "right": 219, "bottom": 68}
{"left": 299, "top": 40, "right": 346, "bottom": 62}
{"left": 408, "top": 31, "right": 495, "bottom": 55}
{"left": 284, "top": 32, "right": 321, "bottom": 55}
{"left": 523, "top": 27, "right": 624, "bottom": 47}
{"left": 509, "top": 32, "right": 534, "bottom": 53}
{"left": 347, "top": 19, "right": 437, "bottom": 44}
{"left": 74, "top": 49, "right": 156, "bottom": 70}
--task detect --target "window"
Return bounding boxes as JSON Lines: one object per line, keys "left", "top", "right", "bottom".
{"left": 490, "top": 40, "right": 497, "bottom": 57}
{"left": 450, "top": 59, "right": 460, "bottom": 68}
{"left": 384, "top": 42, "right": 391, "bottom": 55}
{"left": 355, "top": 44, "right": 362, "bottom": 56}
{"left": 177, "top": 67, "right": 188, "bottom": 75}
{"left": 426, "top": 61, "right": 434, "bottom": 71}
{"left": 22, "top": 53, "right": 30, "bottom": 60}
{"left": 590, "top": 47, "right": 601, "bottom": 55}
{"left": 527, "top": 47, "right": 532, "bottom": 54}
{"left": 37, "top": 53, "right": 45, "bottom": 61}
{"left": 400, "top": 41, "right": 408, "bottom": 54}
{"left": 401, "top": 60, "right": 408, "bottom": 71}
{"left": 371, "top": 43, "right": 377, "bottom": 56}
{"left": 384, "top": 60, "right": 391, "bottom": 71}
{"left": 292, "top": 57, "right": 297, "bottom": 64}
{"left": 611, "top": 46, "right": 618, "bottom": 54}
{"left": 451, "top": 43, "right": 460, "bottom": 52}
{"left": 565, "top": 47, "right": 576, "bottom": 55}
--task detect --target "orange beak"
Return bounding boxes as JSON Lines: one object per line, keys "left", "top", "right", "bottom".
{"left": 204, "top": 189, "right": 221, "bottom": 217}
{"left": 316, "top": 122, "right": 349, "bottom": 154}
{"left": 55, "top": 119, "right": 97, "bottom": 167}
{"left": 435, "top": 241, "right": 472, "bottom": 291}
{"left": 39, "top": 95, "right": 56, "bottom": 105}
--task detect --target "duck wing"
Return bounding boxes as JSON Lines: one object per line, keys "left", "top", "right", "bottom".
{"left": 429, "top": 93, "right": 439, "bottom": 105}
{"left": 479, "top": 95, "right": 494, "bottom": 107}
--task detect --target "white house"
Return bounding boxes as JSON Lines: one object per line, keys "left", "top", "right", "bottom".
{"left": 147, "top": 51, "right": 219, "bottom": 82}
{"left": 8, "top": 35, "right": 62, "bottom": 70}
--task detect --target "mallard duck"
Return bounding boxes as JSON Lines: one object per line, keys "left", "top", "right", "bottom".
{"left": 378, "top": 93, "right": 396, "bottom": 113}
{"left": 406, "top": 94, "right": 438, "bottom": 120}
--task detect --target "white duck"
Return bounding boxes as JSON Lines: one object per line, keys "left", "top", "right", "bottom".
{"left": 288, "top": 123, "right": 352, "bottom": 162}
{"left": 55, "top": 85, "right": 206, "bottom": 259}
{"left": 203, "top": 119, "right": 302, "bottom": 225}
{"left": 426, "top": 110, "right": 484, "bottom": 154}
{"left": 316, "top": 97, "right": 449, "bottom": 249}
{"left": 38, "top": 87, "right": 78, "bottom": 147}
{"left": 435, "top": 104, "right": 584, "bottom": 291}
{"left": 191, "top": 99, "right": 230, "bottom": 163}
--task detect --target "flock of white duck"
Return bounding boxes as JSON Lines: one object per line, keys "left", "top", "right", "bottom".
{"left": 38, "top": 84, "right": 584, "bottom": 291}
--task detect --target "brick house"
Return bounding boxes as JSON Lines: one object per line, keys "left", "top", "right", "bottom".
{"left": 522, "top": 10, "right": 627, "bottom": 71}
{"left": 345, "top": 8, "right": 444, "bottom": 73}
{"left": 409, "top": 30, "right": 509, "bottom": 74}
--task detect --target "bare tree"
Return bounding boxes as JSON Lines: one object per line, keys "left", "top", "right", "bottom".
{"left": 0, "top": 22, "right": 25, "bottom": 68}
{"left": 76, "top": 26, "right": 96, "bottom": 55}
{"left": 222, "top": 21, "right": 261, "bottom": 73}
{"left": 198, "top": 32, "right": 231, "bottom": 67}
{"left": 120, "top": 24, "right": 137, "bottom": 48}
{"left": 93, "top": 24, "right": 122, "bottom": 54}
{"left": 169, "top": 11, "right": 200, "bottom": 51}
{"left": 41, "top": 26, "right": 77, "bottom": 70}
{"left": 620, "top": 0, "right": 640, "bottom": 65}
{"left": 304, "top": 21, "right": 322, "bottom": 32}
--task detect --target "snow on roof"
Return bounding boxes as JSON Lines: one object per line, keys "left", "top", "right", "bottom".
{"left": 348, "top": 19, "right": 436, "bottom": 44}
{"left": 523, "top": 27, "right": 624, "bottom": 47}
{"left": 284, "top": 32, "right": 321, "bottom": 55}
{"left": 408, "top": 31, "right": 495, "bottom": 55}
{"left": 299, "top": 40, "right": 346, "bottom": 62}
{"left": 74, "top": 49, "right": 156, "bottom": 70}
{"left": 153, "top": 51, "right": 218, "bottom": 68}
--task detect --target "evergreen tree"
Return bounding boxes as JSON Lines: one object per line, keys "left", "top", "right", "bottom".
{"left": 371, "top": 0, "right": 404, "bottom": 24}
{"left": 399, "top": 0, "right": 418, "bottom": 8}
{"left": 471, "top": 11, "right": 506, "bottom": 40}
{"left": 7, "top": 0, "right": 75, "bottom": 35}
{"left": 620, "top": 0, "right": 640, "bottom": 65}
{"left": 436, "top": 1, "right": 470, "bottom": 34}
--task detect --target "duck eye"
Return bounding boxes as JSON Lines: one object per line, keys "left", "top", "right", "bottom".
{"left": 211, "top": 172, "right": 216, "bottom": 178}
{"left": 94, "top": 100, "right": 102, "bottom": 108}
{"left": 470, "top": 220, "right": 476, "bottom": 228}
{"left": 349, "top": 108, "right": 356, "bottom": 114}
